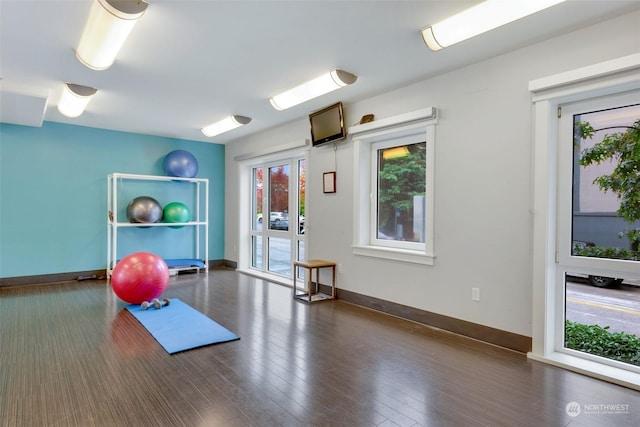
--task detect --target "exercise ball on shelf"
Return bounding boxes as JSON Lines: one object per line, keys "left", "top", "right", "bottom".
{"left": 163, "top": 150, "right": 198, "bottom": 178}
{"left": 126, "top": 196, "right": 163, "bottom": 225}
{"left": 163, "top": 202, "right": 191, "bottom": 228}
{"left": 111, "top": 252, "right": 169, "bottom": 304}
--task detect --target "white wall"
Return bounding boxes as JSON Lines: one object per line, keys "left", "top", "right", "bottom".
{"left": 225, "top": 11, "right": 640, "bottom": 337}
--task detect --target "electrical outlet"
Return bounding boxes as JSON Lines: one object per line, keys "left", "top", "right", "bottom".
{"left": 472, "top": 287, "right": 480, "bottom": 302}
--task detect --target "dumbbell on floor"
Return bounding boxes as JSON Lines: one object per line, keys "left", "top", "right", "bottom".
{"left": 140, "top": 298, "right": 171, "bottom": 310}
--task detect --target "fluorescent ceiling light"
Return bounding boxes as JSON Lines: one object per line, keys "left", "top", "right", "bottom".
{"left": 201, "top": 115, "right": 252, "bottom": 137}
{"left": 269, "top": 69, "right": 357, "bottom": 111}
{"left": 57, "top": 83, "right": 97, "bottom": 118}
{"left": 422, "top": 0, "right": 566, "bottom": 51}
{"left": 76, "top": 0, "right": 149, "bottom": 70}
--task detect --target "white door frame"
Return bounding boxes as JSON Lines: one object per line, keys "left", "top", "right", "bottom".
{"left": 236, "top": 147, "right": 308, "bottom": 285}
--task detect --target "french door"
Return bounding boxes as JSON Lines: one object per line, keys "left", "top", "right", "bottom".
{"left": 557, "top": 90, "right": 640, "bottom": 368}
{"left": 249, "top": 157, "right": 305, "bottom": 280}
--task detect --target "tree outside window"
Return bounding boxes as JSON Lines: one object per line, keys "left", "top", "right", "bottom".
{"left": 573, "top": 105, "right": 640, "bottom": 260}
{"left": 376, "top": 142, "right": 426, "bottom": 242}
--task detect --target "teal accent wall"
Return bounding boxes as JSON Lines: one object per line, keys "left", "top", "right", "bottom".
{"left": 0, "top": 122, "right": 225, "bottom": 278}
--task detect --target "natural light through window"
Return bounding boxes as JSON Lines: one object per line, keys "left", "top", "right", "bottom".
{"left": 373, "top": 139, "right": 426, "bottom": 251}
{"left": 351, "top": 108, "right": 437, "bottom": 265}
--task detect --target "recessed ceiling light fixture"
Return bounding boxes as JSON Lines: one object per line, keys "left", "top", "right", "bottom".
{"left": 422, "top": 0, "right": 566, "bottom": 51}
{"left": 76, "top": 0, "right": 149, "bottom": 70}
{"left": 269, "top": 69, "right": 358, "bottom": 111}
{"left": 201, "top": 115, "right": 252, "bottom": 138}
{"left": 57, "top": 83, "right": 98, "bottom": 118}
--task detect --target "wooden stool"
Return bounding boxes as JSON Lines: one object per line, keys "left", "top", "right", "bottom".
{"left": 292, "top": 260, "right": 336, "bottom": 303}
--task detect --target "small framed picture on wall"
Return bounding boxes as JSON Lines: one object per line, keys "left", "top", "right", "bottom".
{"left": 323, "top": 171, "right": 336, "bottom": 193}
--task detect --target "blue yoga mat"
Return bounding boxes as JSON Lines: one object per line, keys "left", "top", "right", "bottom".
{"left": 125, "top": 298, "right": 239, "bottom": 354}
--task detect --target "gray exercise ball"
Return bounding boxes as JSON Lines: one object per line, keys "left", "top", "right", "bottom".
{"left": 126, "top": 196, "right": 163, "bottom": 224}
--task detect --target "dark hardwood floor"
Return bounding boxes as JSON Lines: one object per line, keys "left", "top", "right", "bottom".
{"left": 1, "top": 268, "right": 639, "bottom": 426}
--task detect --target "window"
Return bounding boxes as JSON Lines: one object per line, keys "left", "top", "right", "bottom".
{"left": 352, "top": 108, "right": 437, "bottom": 265}
{"left": 570, "top": 102, "right": 640, "bottom": 261}
{"left": 373, "top": 138, "right": 426, "bottom": 250}
{"left": 558, "top": 94, "right": 640, "bottom": 371}
{"left": 529, "top": 53, "right": 640, "bottom": 388}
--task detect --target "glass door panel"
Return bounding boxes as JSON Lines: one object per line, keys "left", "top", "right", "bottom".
{"left": 252, "top": 235, "right": 262, "bottom": 269}
{"left": 297, "top": 159, "right": 306, "bottom": 237}
{"left": 269, "top": 164, "right": 289, "bottom": 231}
{"left": 253, "top": 167, "right": 263, "bottom": 231}
{"left": 296, "top": 159, "right": 306, "bottom": 281}
{"left": 268, "top": 237, "right": 291, "bottom": 277}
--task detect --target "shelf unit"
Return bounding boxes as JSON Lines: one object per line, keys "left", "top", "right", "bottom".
{"left": 107, "top": 173, "right": 209, "bottom": 277}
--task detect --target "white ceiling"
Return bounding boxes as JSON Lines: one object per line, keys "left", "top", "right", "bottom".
{"left": 1, "top": 0, "right": 639, "bottom": 144}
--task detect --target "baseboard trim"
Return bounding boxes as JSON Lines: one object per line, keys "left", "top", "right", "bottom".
{"left": 223, "top": 260, "right": 238, "bottom": 269}
{"left": 0, "top": 270, "right": 108, "bottom": 288}
{"left": 335, "top": 287, "right": 532, "bottom": 354}
{"left": 0, "top": 259, "right": 229, "bottom": 288}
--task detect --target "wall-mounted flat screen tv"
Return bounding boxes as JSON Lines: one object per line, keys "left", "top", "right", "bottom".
{"left": 309, "top": 102, "right": 346, "bottom": 147}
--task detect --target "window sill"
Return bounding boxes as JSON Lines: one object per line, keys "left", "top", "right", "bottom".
{"left": 527, "top": 351, "right": 640, "bottom": 391}
{"left": 237, "top": 268, "right": 292, "bottom": 288}
{"left": 352, "top": 245, "right": 435, "bottom": 265}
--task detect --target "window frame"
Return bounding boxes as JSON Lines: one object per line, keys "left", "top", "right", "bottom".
{"left": 351, "top": 107, "right": 437, "bottom": 265}
{"left": 529, "top": 53, "right": 640, "bottom": 389}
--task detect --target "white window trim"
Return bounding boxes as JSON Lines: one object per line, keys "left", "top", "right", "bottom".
{"left": 350, "top": 107, "right": 437, "bottom": 265}
{"left": 529, "top": 53, "right": 640, "bottom": 390}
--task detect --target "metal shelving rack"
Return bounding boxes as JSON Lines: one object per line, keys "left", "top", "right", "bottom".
{"left": 107, "top": 173, "right": 209, "bottom": 277}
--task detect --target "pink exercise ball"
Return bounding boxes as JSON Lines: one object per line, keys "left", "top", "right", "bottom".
{"left": 111, "top": 252, "right": 169, "bottom": 304}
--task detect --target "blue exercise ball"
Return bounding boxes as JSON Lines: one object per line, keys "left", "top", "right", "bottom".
{"left": 163, "top": 150, "right": 198, "bottom": 178}
{"left": 126, "top": 196, "right": 163, "bottom": 225}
